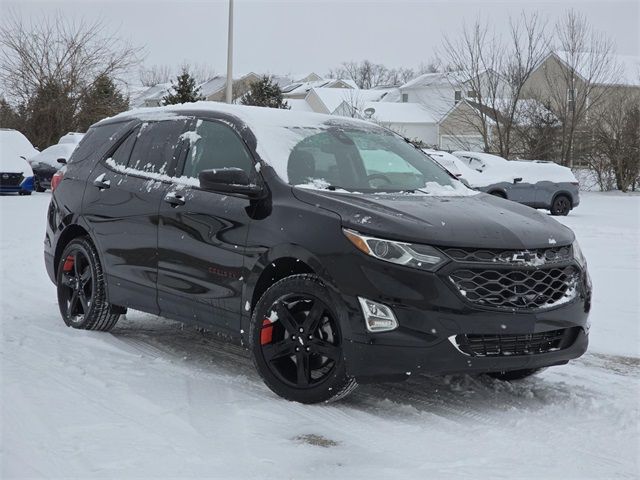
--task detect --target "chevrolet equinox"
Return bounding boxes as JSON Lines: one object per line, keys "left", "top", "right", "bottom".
{"left": 44, "top": 103, "right": 592, "bottom": 403}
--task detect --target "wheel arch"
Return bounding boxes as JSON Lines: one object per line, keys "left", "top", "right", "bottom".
{"left": 53, "top": 221, "right": 104, "bottom": 282}
{"left": 244, "top": 244, "right": 337, "bottom": 317}
{"left": 488, "top": 188, "right": 508, "bottom": 199}
{"left": 551, "top": 190, "right": 574, "bottom": 207}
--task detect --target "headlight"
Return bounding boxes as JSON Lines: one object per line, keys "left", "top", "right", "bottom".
{"left": 573, "top": 239, "right": 587, "bottom": 267}
{"left": 343, "top": 228, "right": 449, "bottom": 271}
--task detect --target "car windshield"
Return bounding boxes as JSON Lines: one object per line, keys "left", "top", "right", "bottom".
{"left": 282, "top": 124, "right": 462, "bottom": 193}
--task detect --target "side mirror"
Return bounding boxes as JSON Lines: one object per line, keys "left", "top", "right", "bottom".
{"left": 199, "top": 168, "right": 263, "bottom": 198}
{"left": 57, "top": 157, "right": 67, "bottom": 165}
{"left": 513, "top": 177, "right": 523, "bottom": 184}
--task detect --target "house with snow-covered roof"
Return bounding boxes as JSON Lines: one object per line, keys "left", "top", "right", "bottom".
{"left": 281, "top": 78, "right": 354, "bottom": 99}
{"left": 130, "top": 83, "right": 172, "bottom": 108}
{"left": 363, "top": 102, "right": 440, "bottom": 146}
{"left": 382, "top": 70, "right": 500, "bottom": 121}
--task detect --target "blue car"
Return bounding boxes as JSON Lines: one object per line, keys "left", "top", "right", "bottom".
{"left": 0, "top": 129, "right": 37, "bottom": 195}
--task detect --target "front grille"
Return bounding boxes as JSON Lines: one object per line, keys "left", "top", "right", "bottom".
{"left": 0, "top": 172, "right": 23, "bottom": 186}
{"left": 449, "top": 266, "right": 579, "bottom": 310}
{"left": 454, "top": 328, "right": 579, "bottom": 357}
{"left": 443, "top": 246, "right": 572, "bottom": 265}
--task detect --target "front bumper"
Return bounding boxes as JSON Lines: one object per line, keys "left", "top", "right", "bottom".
{"left": 326, "top": 249, "right": 591, "bottom": 382}
{"left": 0, "top": 175, "right": 34, "bottom": 193}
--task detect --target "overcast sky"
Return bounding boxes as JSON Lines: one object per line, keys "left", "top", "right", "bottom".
{"left": 3, "top": 0, "right": 638, "bottom": 80}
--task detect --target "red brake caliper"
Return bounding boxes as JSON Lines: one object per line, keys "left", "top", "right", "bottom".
{"left": 62, "top": 255, "right": 75, "bottom": 272}
{"left": 260, "top": 319, "right": 273, "bottom": 345}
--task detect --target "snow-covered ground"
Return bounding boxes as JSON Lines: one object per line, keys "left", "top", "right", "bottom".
{"left": 1, "top": 192, "right": 638, "bottom": 479}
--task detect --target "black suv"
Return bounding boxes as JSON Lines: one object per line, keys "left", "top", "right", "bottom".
{"left": 44, "top": 103, "right": 592, "bottom": 403}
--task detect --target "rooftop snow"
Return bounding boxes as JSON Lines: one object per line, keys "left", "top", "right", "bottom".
{"left": 308, "top": 87, "right": 389, "bottom": 114}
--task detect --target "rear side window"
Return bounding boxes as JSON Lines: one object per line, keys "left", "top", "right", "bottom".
{"left": 181, "top": 120, "right": 253, "bottom": 179}
{"left": 128, "top": 120, "right": 187, "bottom": 175}
{"left": 69, "top": 122, "right": 128, "bottom": 164}
{"left": 109, "top": 128, "right": 139, "bottom": 167}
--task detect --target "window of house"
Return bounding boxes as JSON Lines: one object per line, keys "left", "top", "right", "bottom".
{"left": 454, "top": 90, "right": 462, "bottom": 103}
{"left": 467, "top": 90, "right": 477, "bottom": 99}
{"left": 182, "top": 120, "right": 254, "bottom": 179}
{"left": 401, "top": 93, "right": 409, "bottom": 103}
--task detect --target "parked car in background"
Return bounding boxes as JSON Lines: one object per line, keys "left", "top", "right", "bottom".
{"left": 452, "top": 151, "right": 580, "bottom": 216}
{"left": 58, "top": 132, "right": 84, "bottom": 145}
{"left": 0, "top": 128, "right": 37, "bottom": 195}
{"left": 28, "top": 143, "right": 78, "bottom": 191}
{"left": 45, "top": 103, "right": 591, "bottom": 404}
{"left": 423, "top": 149, "right": 484, "bottom": 186}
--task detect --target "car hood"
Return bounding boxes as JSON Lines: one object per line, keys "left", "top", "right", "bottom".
{"left": 293, "top": 188, "right": 574, "bottom": 249}
{"left": 0, "top": 155, "right": 33, "bottom": 176}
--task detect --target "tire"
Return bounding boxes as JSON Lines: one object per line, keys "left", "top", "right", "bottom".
{"left": 486, "top": 368, "right": 543, "bottom": 381}
{"left": 56, "top": 237, "right": 121, "bottom": 331}
{"left": 19, "top": 190, "right": 32, "bottom": 196}
{"left": 550, "top": 195, "right": 571, "bottom": 216}
{"left": 250, "top": 274, "right": 357, "bottom": 404}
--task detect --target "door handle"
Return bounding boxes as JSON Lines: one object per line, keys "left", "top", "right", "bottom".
{"left": 164, "top": 192, "right": 185, "bottom": 207}
{"left": 93, "top": 174, "right": 110, "bottom": 190}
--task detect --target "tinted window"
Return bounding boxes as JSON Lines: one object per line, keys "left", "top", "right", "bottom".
{"left": 69, "top": 121, "right": 128, "bottom": 164}
{"left": 128, "top": 120, "right": 187, "bottom": 175}
{"left": 110, "top": 128, "right": 139, "bottom": 167}
{"left": 182, "top": 120, "right": 253, "bottom": 179}
{"left": 286, "top": 128, "right": 454, "bottom": 191}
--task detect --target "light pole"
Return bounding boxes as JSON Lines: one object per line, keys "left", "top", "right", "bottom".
{"left": 225, "top": 0, "right": 234, "bottom": 104}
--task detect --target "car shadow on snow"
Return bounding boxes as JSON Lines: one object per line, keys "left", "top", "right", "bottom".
{"left": 109, "top": 312, "right": 633, "bottom": 422}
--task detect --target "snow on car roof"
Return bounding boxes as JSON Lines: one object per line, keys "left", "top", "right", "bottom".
{"left": 103, "top": 102, "right": 383, "bottom": 182}
{"left": 29, "top": 143, "right": 77, "bottom": 168}
{"left": 0, "top": 129, "right": 38, "bottom": 174}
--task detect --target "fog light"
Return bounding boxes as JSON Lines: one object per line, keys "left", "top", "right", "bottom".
{"left": 358, "top": 297, "right": 398, "bottom": 332}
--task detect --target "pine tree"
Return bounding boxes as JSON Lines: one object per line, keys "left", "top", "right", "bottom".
{"left": 77, "top": 75, "right": 129, "bottom": 132}
{"left": 163, "top": 69, "right": 204, "bottom": 105}
{"left": 241, "top": 75, "right": 289, "bottom": 109}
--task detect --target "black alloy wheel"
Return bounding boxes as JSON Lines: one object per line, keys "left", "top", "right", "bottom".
{"left": 57, "top": 237, "right": 121, "bottom": 331}
{"left": 251, "top": 275, "right": 357, "bottom": 403}
{"left": 59, "top": 248, "right": 93, "bottom": 324}
{"left": 551, "top": 195, "right": 571, "bottom": 216}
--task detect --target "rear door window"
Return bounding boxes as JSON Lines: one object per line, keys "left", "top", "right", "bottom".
{"left": 69, "top": 121, "right": 128, "bottom": 164}
{"left": 181, "top": 120, "right": 253, "bottom": 179}
{"left": 128, "top": 120, "right": 188, "bottom": 175}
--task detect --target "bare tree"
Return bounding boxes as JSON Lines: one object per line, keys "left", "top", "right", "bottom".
{"left": 0, "top": 11, "right": 142, "bottom": 147}
{"left": 187, "top": 63, "right": 217, "bottom": 84}
{"left": 535, "top": 10, "right": 621, "bottom": 166}
{"left": 341, "top": 89, "right": 366, "bottom": 118}
{"left": 329, "top": 60, "right": 394, "bottom": 89}
{"left": 0, "top": 11, "right": 142, "bottom": 106}
{"left": 586, "top": 89, "right": 640, "bottom": 191}
{"left": 139, "top": 64, "right": 172, "bottom": 86}
{"left": 441, "top": 12, "right": 549, "bottom": 158}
